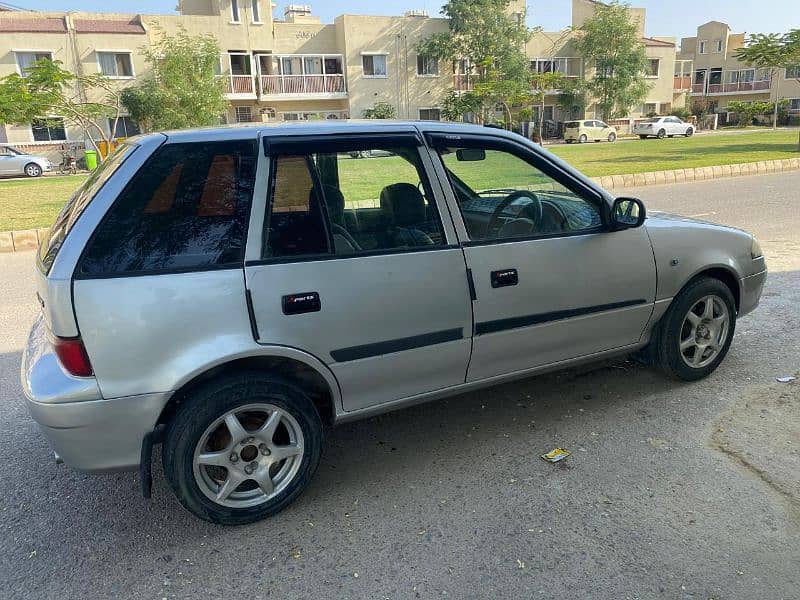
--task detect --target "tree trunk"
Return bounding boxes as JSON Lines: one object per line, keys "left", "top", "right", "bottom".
{"left": 772, "top": 73, "right": 778, "bottom": 130}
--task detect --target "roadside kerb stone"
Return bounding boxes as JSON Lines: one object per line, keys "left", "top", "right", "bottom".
{"left": 0, "top": 231, "right": 13, "bottom": 253}
{"left": 11, "top": 229, "right": 38, "bottom": 251}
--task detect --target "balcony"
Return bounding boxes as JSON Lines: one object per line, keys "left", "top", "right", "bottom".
{"left": 219, "top": 74, "right": 256, "bottom": 97}
{"left": 256, "top": 54, "right": 347, "bottom": 99}
{"left": 674, "top": 75, "right": 692, "bottom": 91}
{"left": 691, "top": 69, "right": 772, "bottom": 96}
{"left": 217, "top": 53, "right": 257, "bottom": 99}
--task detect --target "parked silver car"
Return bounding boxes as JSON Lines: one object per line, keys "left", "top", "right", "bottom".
{"left": 633, "top": 116, "right": 695, "bottom": 139}
{"left": 0, "top": 145, "right": 52, "bottom": 177}
{"left": 22, "top": 122, "right": 766, "bottom": 524}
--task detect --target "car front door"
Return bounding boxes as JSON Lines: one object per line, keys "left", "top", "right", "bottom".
{"left": 0, "top": 148, "right": 19, "bottom": 174}
{"left": 427, "top": 133, "right": 657, "bottom": 382}
{"left": 245, "top": 132, "right": 473, "bottom": 412}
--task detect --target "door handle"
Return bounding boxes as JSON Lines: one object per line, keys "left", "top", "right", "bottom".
{"left": 282, "top": 292, "right": 321, "bottom": 315}
{"left": 491, "top": 268, "right": 518, "bottom": 288}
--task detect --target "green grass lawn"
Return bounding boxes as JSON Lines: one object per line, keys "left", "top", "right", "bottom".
{"left": 1, "top": 129, "right": 797, "bottom": 231}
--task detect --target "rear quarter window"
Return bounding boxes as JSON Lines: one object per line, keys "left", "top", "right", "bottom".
{"left": 77, "top": 140, "right": 257, "bottom": 277}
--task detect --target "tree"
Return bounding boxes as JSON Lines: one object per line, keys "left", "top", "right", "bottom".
{"left": 363, "top": 102, "right": 396, "bottom": 119}
{"left": 417, "top": 0, "right": 532, "bottom": 126}
{"left": 574, "top": 1, "right": 651, "bottom": 120}
{"left": 733, "top": 33, "right": 793, "bottom": 130}
{"left": 122, "top": 27, "right": 226, "bottom": 132}
{"left": 0, "top": 59, "right": 125, "bottom": 160}
{"left": 530, "top": 71, "right": 566, "bottom": 140}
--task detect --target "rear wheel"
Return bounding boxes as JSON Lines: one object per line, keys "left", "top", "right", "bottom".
{"left": 162, "top": 372, "right": 324, "bottom": 525}
{"left": 639, "top": 134, "right": 648, "bottom": 139}
{"left": 657, "top": 277, "right": 736, "bottom": 381}
{"left": 607, "top": 132, "right": 617, "bottom": 142}
{"left": 24, "top": 163, "right": 42, "bottom": 177}
{"left": 579, "top": 134, "right": 588, "bottom": 144}
{"left": 657, "top": 129, "right": 666, "bottom": 139}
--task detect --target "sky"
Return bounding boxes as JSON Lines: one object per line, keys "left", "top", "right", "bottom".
{"left": 6, "top": 0, "right": 800, "bottom": 41}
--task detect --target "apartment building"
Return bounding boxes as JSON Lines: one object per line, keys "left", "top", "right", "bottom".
{"left": 0, "top": 0, "right": 696, "bottom": 153}
{"left": 678, "top": 21, "right": 800, "bottom": 122}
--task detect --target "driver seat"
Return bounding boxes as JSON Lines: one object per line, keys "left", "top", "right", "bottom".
{"left": 379, "top": 183, "right": 434, "bottom": 247}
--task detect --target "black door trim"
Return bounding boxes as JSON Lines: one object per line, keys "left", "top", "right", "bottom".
{"left": 331, "top": 328, "right": 463, "bottom": 362}
{"left": 475, "top": 299, "right": 647, "bottom": 336}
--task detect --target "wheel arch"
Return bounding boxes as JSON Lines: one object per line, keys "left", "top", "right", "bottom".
{"left": 681, "top": 265, "right": 741, "bottom": 312}
{"left": 156, "top": 348, "right": 342, "bottom": 430}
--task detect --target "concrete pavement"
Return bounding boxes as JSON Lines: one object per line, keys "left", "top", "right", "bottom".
{"left": 1, "top": 172, "right": 799, "bottom": 599}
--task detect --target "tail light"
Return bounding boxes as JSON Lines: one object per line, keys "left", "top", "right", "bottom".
{"left": 53, "top": 336, "right": 94, "bottom": 377}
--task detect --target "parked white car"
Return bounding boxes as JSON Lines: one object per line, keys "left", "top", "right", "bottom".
{"left": 634, "top": 117, "right": 694, "bottom": 139}
{"left": 0, "top": 145, "right": 52, "bottom": 177}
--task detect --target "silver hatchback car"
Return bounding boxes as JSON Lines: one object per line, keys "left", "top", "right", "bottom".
{"left": 22, "top": 122, "right": 767, "bottom": 524}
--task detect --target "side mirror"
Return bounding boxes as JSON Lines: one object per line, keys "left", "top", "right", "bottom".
{"left": 611, "top": 197, "right": 646, "bottom": 230}
{"left": 456, "top": 148, "right": 486, "bottom": 162}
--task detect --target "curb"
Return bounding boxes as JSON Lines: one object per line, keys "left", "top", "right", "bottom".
{"left": 2, "top": 157, "right": 800, "bottom": 253}
{"left": 590, "top": 157, "right": 800, "bottom": 191}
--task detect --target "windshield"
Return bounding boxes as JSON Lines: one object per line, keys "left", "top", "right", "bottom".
{"left": 1, "top": 146, "right": 25, "bottom": 156}
{"left": 38, "top": 144, "right": 137, "bottom": 273}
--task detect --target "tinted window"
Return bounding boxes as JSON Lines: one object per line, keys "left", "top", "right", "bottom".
{"left": 264, "top": 145, "right": 444, "bottom": 259}
{"left": 79, "top": 140, "right": 257, "bottom": 276}
{"left": 438, "top": 146, "right": 602, "bottom": 241}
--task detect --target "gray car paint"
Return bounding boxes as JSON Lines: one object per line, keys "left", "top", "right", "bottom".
{"left": 20, "top": 121, "right": 766, "bottom": 472}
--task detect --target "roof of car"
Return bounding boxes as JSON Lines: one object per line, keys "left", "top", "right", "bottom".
{"left": 138, "top": 120, "right": 522, "bottom": 145}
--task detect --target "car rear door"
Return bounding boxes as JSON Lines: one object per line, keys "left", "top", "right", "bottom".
{"left": 426, "top": 132, "right": 657, "bottom": 382}
{"left": 244, "top": 131, "right": 473, "bottom": 412}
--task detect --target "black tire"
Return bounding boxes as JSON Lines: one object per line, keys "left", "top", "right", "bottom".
{"left": 685, "top": 128, "right": 694, "bottom": 137}
{"left": 657, "top": 129, "right": 666, "bottom": 139}
{"left": 579, "top": 134, "right": 588, "bottom": 144}
{"left": 608, "top": 132, "right": 617, "bottom": 142}
{"left": 162, "top": 372, "right": 324, "bottom": 525}
{"left": 639, "top": 134, "right": 648, "bottom": 139}
{"left": 24, "top": 163, "right": 43, "bottom": 177}
{"left": 656, "top": 277, "right": 737, "bottom": 381}
{"left": 668, "top": 135, "right": 674, "bottom": 138}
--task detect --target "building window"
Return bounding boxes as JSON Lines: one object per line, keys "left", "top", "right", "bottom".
{"left": 251, "top": 0, "right": 261, "bottom": 22}
{"left": 231, "top": 0, "right": 240, "bottom": 22}
{"left": 97, "top": 52, "right": 134, "bottom": 78}
{"left": 109, "top": 116, "right": 140, "bottom": 138}
{"left": 699, "top": 40, "right": 708, "bottom": 54}
{"left": 419, "top": 108, "right": 441, "bottom": 121}
{"left": 362, "top": 54, "right": 388, "bottom": 77}
{"left": 15, "top": 51, "right": 52, "bottom": 76}
{"left": 788, "top": 98, "right": 800, "bottom": 112}
{"left": 417, "top": 55, "right": 439, "bottom": 77}
{"left": 714, "top": 39, "right": 723, "bottom": 53}
{"left": 646, "top": 59, "right": 660, "bottom": 77}
{"left": 31, "top": 118, "right": 67, "bottom": 142}
{"left": 786, "top": 66, "right": 800, "bottom": 79}
{"left": 235, "top": 106, "right": 253, "bottom": 123}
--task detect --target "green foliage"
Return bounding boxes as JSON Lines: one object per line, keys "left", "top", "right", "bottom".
{"left": 574, "top": 1, "right": 650, "bottom": 120}
{"left": 418, "top": 0, "right": 533, "bottom": 124}
{"left": 122, "top": 27, "right": 226, "bottom": 131}
{"left": 669, "top": 107, "right": 692, "bottom": 120}
{"left": 440, "top": 90, "right": 483, "bottom": 121}
{"left": 727, "top": 100, "right": 776, "bottom": 127}
{"left": 362, "top": 102, "right": 396, "bottom": 119}
{"left": 556, "top": 79, "right": 587, "bottom": 120}
{"left": 0, "top": 59, "right": 126, "bottom": 156}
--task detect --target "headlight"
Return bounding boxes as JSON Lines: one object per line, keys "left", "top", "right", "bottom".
{"left": 751, "top": 237, "right": 763, "bottom": 259}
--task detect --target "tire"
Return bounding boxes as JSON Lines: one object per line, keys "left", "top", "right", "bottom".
{"left": 24, "top": 163, "right": 43, "bottom": 177}
{"left": 685, "top": 128, "right": 694, "bottom": 137}
{"left": 608, "top": 132, "right": 617, "bottom": 142}
{"left": 656, "top": 277, "right": 737, "bottom": 381}
{"left": 162, "top": 372, "right": 324, "bottom": 525}
{"left": 668, "top": 135, "right": 674, "bottom": 138}
{"left": 579, "top": 134, "right": 588, "bottom": 144}
{"left": 657, "top": 129, "right": 666, "bottom": 139}
{"left": 639, "top": 134, "right": 648, "bottom": 139}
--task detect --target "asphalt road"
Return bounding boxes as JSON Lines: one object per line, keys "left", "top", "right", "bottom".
{"left": 1, "top": 172, "right": 799, "bottom": 599}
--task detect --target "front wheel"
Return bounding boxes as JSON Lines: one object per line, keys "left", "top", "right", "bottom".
{"left": 24, "top": 163, "right": 43, "bottom": 177}
{"left": 607, "top": 132, "right": 617, "bottom": 142}
{"left": 657, "top": 277, "right": 736, "bottom": 381}
{"left": 162, "top": 372, "right": 324, "bottom": 525}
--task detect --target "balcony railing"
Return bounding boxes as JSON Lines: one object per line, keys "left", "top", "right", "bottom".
{"left": 691, "top": 70, "right": 772, "bottom": 95}
{"left": 218, "top": 74, "right": 256, "bottom": 96}
{"left": 259, "top": 74, "right": 346, "bottom": 96}
{"left": 453, "top": 74, "right": 473, "bottom": 92}
{"left": 673, "top": 75, "right": 692, "bottom": 91}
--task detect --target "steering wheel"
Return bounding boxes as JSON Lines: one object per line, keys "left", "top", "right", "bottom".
{"left": 487, "top": 190, "right": 543, "bottom": 237}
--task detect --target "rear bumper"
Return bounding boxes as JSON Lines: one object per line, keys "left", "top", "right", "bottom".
{"left": 21, "top": 314, "right": 169, "bottom": 472}
{"left": 739, "top": 268, "right": 767, "bottom": 318}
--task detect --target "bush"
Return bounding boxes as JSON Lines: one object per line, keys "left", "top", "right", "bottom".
{"left": 363, "top": 102, "right": 396, "bottom": 119}
{"left": 669, "top": 107, "right": 691, "bottom": 120}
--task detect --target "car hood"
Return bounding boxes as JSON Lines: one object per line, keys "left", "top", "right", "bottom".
{"left": 646, "top": 210, "right": 749, "bottom": 234}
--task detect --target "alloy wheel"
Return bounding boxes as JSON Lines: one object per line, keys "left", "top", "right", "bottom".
{"left": 192, "top": 403, "right": 305, "bottom": 509}
{"left": 678, "top": 295, "right": 730, "bottom": 369}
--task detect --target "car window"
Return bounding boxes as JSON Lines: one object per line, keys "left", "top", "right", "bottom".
{"left": 438, "top": 146, "right": 603, "bottom": 241}
{"left": 78, "top": 140, "right": 257, "bottom": 276}
{"left": 263, "top": 145, "right": 445, "bottom": 259}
